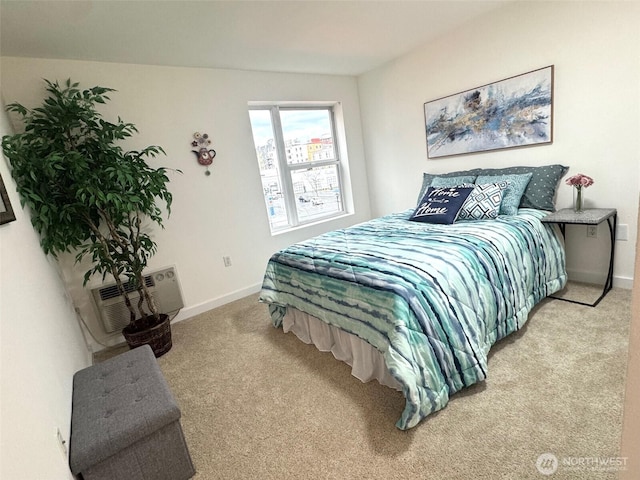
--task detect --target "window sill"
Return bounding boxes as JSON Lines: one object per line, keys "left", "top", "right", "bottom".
{"left": 271, "top": 211, "right": 354, "bottom": 236}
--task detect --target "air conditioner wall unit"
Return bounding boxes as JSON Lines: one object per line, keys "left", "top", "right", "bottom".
{"left": 90, "top": 266, "right": 184, "bottom": 333}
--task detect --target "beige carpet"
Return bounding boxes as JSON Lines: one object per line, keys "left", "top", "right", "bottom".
{"left": 97, "top": 286, "right": 631, "bottom": 479}
{"left": 548, "top": 280, "right": 613, "bottom": 306}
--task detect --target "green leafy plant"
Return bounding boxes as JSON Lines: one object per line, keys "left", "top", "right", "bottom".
{"left": 2, "top": 79, "right": 176, "bottom": 330}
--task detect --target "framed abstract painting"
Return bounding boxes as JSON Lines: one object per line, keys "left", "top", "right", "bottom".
{"left": 424, "top": 65, "right": 554, "bottom": 159}
{"left": 0, "top": 173, "right": 16, "bottom": 225}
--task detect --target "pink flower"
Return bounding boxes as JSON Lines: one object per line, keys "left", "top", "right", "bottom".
{"left": 566, "top": 173, "right": 594, "bottom": 188}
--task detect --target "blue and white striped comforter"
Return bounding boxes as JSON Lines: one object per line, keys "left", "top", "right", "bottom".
{"left": 260, "top": 209, "right": 566, "bottom": 429}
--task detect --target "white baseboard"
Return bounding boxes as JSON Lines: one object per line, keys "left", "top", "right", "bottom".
{"left": 566, "top": 268, "right": 633, "bottom": 290}
{"left": 171, "top": 282, "right": 263, "bottom": 324}
{"left": 614, "top": 276, "right": 634, "bottom": 289}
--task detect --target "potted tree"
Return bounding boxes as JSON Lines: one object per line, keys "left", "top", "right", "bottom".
{"left": 2, "top": 79, "right": 177, "bottom": 356}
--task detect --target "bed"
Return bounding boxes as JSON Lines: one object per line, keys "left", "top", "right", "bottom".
{"left": 259, "top": 165, "right": 568, "bottom": 430}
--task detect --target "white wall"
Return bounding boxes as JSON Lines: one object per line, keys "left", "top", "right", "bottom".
{"left": 0, "top": 101, "right": 90, "bottom": 478}
{"left": 357, "top": 1, "right": 640, "bottom": 287}
{"left": 0, "top": 58, "right": 371, "bottom": 350}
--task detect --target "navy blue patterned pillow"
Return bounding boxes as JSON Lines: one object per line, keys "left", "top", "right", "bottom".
{"left": 416, "top": 172, "right": 479, "bottom": 204}
{"left": 410, "top": 186, "right": 474, "bottom": 224}
{"left": 458, "top": 181, "right": 509, "bottom": 220}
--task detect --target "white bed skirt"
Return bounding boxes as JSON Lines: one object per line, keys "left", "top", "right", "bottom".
{"left": 282, "top": 307, "right": 402, "bottom": 391}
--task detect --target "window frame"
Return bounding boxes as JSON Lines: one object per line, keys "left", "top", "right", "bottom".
{"left": 249, "top": 103, "right": 346, "bottom": 233}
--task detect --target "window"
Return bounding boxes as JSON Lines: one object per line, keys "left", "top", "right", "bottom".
{"left": 249, "top": 105, "right": 346, "bottom": 233}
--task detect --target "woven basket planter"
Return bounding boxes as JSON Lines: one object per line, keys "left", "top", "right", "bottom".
{"left": 122, "top": 314, "right": 172, "bottom": 358}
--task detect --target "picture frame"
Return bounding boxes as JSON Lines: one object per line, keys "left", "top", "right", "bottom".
{"left": 424, "top": 65, "right": 554, "bottom": 159}
{"left": 0, "top": 173, "right": 17, "bottom": 225}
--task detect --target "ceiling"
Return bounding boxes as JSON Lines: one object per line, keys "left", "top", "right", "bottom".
{"left": 1, "top": 0, "right": 508, "bottom": 76}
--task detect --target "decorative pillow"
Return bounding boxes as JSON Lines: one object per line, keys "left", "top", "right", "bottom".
{"left": 430, "top": 175, "right": 477, "bottom": 189}
{"left": 416, "top": 172, "right": 478, "bottom": 205}
{"left": 475, "top": 173, "right": 532, "bottom": 215}
{"left": 418, "top": 165, "right": 568, "bottom": 211}
{"left": 458, "top": 181, "right": 509, "bottom": 220}
{"left": 474, "top": 165, "right": 568, "bottom": 211}
{"left": 410, "top": 186, "right": 474, "bottom": 225}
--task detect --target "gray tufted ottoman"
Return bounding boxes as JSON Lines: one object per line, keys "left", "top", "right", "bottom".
{"left": 69, "top": 345, "right": 195, "bottom": 480}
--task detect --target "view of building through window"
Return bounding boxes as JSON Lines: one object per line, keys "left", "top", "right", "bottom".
{"left": 249, "top": 106, "right": 344, "bottom": 232}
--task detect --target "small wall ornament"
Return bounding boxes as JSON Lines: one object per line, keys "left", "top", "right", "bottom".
{"left": 191, "top": 132, "right": 216, "bottom": 176}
